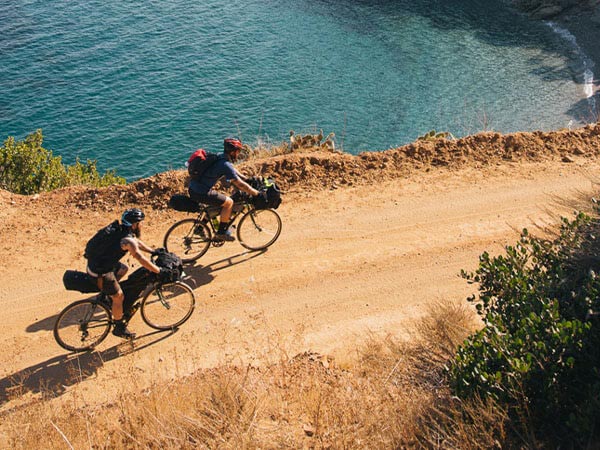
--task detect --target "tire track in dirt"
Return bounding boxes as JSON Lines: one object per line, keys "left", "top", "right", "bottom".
{"left": 1, "top": 159, "right": 598, "bottom": 413}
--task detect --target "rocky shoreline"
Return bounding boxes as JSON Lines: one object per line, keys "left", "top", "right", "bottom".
{"left": 513, "top": 0, "right": 600, "bottom": 98}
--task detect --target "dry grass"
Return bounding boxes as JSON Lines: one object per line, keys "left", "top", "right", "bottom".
{"left": 240, "top": 128, "right": 338, "bottom": 161}
{"left": 1, "top": 301, "right": 512, "bottom": 449}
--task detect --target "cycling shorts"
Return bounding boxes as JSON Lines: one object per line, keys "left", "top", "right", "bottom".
{"left": 188, "top": 189, "right": 228, "bottom": 207}
{"left": 87, "top": 262, "right": 127, "bottom": 296}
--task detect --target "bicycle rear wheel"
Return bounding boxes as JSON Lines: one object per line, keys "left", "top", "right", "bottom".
{"left": 53, "top": 299, "right": 112, "bottom": 352}
{"left": 140, "top": 281, "right": 195, "bottom": 330}
{"left": 163, "top": 218, "right": 211, "bottom": 263}
{"left": 237, "top": 208, "right": 282, "bottom": 250}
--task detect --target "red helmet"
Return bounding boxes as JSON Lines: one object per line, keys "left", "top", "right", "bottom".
{"left": 224, "top": 137, "right": 243, "bottom": 153}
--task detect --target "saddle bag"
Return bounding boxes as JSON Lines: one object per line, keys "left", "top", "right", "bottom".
{"left": 168, "top": 194, "right": 201, "bottom": 213}
{"left": 63, "top": 270, "right": 99, "bottom": 293}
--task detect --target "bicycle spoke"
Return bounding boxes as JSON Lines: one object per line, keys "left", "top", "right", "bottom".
{"left": 141, "top": 282, "right": 195, "bottom": 330}
{"left": 237, "top": 209, "right": 282, "bottom": 250}
{"left": 54, "top": 300, "right": 112, "bottom": 352}
{"left": 164, "top": 218, "right": 211, "bottom": 262}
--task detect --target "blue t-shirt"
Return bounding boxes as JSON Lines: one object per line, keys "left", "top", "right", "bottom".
{"left": 189, "top": 153, "right": 240, "bottom": 195}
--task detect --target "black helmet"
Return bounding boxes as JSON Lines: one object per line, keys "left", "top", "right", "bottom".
{"left": 224, "top": 137, "right": 243, "bottom": 153}
{"left": 121, "top": 208, "right": 145, "bottom": 227}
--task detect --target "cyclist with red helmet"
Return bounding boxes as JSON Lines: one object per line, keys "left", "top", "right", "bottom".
{"left": 188, "top": 138, "right": 261, "bottom": 241}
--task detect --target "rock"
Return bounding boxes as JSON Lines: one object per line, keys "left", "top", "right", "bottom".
{"left": 532, "top": 5, "right": 563, "bottom": 19}
{"left": 303, "top": 424, "right": 316, "bottom": 437}
{"left": 562, "top": 155, "right": 575, "bottom": 163}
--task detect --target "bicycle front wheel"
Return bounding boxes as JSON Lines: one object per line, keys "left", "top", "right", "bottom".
{"left": 140, "top": 281, "right": 196, "bottom": 330}
{"left": 163, "top": 218, "right": 211, "bottom": 263}
{"left": 53, "top": 299, "right": 112, "bottom": 352}
{"left": 237, "top": 208, "right": 282, "bottom": 250}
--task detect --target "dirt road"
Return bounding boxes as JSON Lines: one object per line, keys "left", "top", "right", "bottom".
{"left": 1, "top": 158, "right": 598, "bottom": 412}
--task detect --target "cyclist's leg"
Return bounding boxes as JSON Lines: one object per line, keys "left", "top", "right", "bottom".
{"left": 101, "top": 272, "right": 135, "bottom": 338}
{"left": 191, "top": 190, "right": 234, "bottom": 237}
{"left": 219, "top": 196, "right": 234, "bottom": 224}
{"left": 100, "top": 272, "right": 124, "bottom": 319}
{"left": 115, "top": 262, "right": 128, "bottom": 281}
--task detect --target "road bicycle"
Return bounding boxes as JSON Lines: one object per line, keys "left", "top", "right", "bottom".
{"left": 164, "top": 192, "right": 282, "bottom": 263}
{"left": 54, "top": 270, "right": 195, "bottom": 352}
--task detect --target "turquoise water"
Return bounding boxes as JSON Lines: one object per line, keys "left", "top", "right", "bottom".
{"left": 0, "top": 0, "right": 595, "bottom": 180}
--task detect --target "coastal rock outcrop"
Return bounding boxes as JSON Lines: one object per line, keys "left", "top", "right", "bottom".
{"left": 511, "top": 0, "right": 600, "bottom": 19}
{"left": 4, "top": 125, "right": 598, "bottom": 213}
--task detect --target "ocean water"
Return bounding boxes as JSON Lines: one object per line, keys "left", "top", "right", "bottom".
{"left": 0, "top": 0, "right": 596, "bottom": 180}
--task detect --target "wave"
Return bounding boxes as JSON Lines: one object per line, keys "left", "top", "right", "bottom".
{"left": 545, "top": 21, "right": 596, "bottom": 108}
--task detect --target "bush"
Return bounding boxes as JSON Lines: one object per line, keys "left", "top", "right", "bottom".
{"left": 448, "top": 212, "right": 600, "bottom": 446}
{"left": 0, "top": 130, "right": 124, "bottom": 194}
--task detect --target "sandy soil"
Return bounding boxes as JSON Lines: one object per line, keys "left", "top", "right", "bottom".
{"left": 2, "top": 133, "right": 600, "bottom": 419}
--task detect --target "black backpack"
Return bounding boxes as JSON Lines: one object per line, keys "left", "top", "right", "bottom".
{"left": 187, "top": 149, "right": 220, "bottom": 181}
{"left": 84, "top": 220, "right": 127, "bottom": 261}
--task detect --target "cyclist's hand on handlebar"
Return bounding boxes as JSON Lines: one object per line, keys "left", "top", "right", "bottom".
{"left": 151, "top": 247, "right": 166, "bottom": 256}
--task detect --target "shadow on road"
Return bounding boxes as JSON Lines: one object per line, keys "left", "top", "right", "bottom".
{"left": 25, "top": 249, "right": 265, "bottom": 333}
{"left": 183, "top": 248, "right": 266, "bottom": 287}
{"left": 0, "top": 328, "right": 176, "bottom": 406}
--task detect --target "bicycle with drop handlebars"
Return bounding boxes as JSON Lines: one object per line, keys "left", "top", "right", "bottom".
{"left": 163, "top": 191, "right": 282, "bottom": 263}
{"left": 53, "top": 254, "right": 196, "bottom": 352}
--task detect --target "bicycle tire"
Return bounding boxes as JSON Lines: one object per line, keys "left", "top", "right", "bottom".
{"left": 140, "top": 281, "right": 195, "bottom": 330}
{"left": 163, "top": 218, "right": 211, "bottom": 263}
{"left": 237, "top": 208, "right": 282, "bottom": 250}
{"left": 53, "top": 299, "right": 112, "bottom": 352}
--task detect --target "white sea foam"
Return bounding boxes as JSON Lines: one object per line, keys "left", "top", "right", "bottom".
{"left": 545, "top": 21, "right": 596, "bottom": 100}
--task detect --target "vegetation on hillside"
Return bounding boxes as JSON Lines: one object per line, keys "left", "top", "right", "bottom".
{"left": 3, "top": 302, "right": 503, "bottom": 449}
{"left": 449, "top": 211, "right": 600, "bottom": 447}
{"left": 8, "top": 201, "right": 600, "bottom": 448}
{"left": 0, "top": 130, "right": 125, "bottom": 195}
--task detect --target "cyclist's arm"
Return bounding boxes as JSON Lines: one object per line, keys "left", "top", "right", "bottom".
{"left": 135, "top": 239, "right": 155, "bottom": 254}
{"left": 224, "top": 160, "right": 259, "bottom": 196}
{"left": 231, "top": 178, "right": 260, "bottom": 197}
{"left": 121, "top": 237, "right": 161, "bottom": 274}
{"left": 233, "top": 167, "right": 248, "bottom": 182}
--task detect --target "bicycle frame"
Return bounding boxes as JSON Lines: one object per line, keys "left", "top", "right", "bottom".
{"left": 196, "top": 200, "right": 251, "bottom": 236}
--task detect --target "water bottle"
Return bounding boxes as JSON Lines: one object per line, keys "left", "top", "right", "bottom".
{"left": 212, "top": 217, "right": 219, "bottom": 229}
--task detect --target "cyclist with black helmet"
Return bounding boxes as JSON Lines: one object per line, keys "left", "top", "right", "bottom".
{"left": 84, "top": 208, "right": 162, "bottom": 338}
{"left": 188, "top": 137, "right": 261, "bottom": 241}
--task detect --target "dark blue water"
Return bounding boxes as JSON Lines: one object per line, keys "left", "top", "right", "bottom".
{"left": 0, "top": 0, "right": 595, "bottom": 180}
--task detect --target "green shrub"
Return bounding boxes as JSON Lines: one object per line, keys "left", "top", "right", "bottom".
{"left": 0, "top": 129, "right": 124, "bottom": 195}
{"left": 449, "top": 212, "right": 600, "bottom": 446}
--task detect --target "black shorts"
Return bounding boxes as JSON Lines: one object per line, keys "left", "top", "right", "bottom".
{"left": 87, "top": 263, "right": 127, "bottom": 296}
{"left": 188, "top": 189, "right": 228, "bottom": 207}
